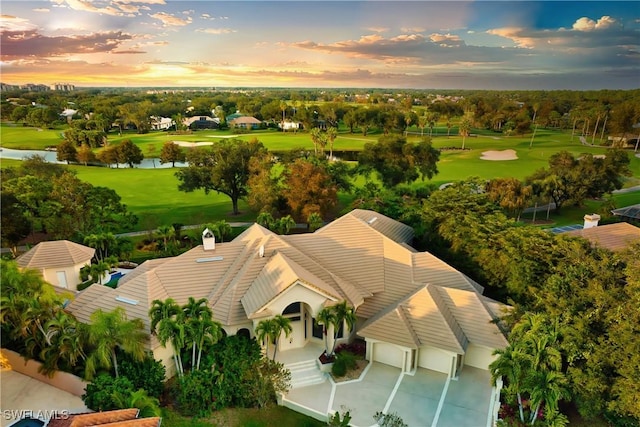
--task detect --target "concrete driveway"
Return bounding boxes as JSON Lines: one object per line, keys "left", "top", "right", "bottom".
{"left": 283, "top": 362, "right": 494, "bottom": 427}
{"left": 0, "top": 369, "right": 88, "bottom": 427}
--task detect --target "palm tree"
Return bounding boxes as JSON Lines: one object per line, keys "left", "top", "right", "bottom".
{"left": 271, "top": 315, "right": 292, "bottom": 360}
{"left": 330, "top": 301, "right": 356, "bottom": 355}
{"left": 307, "top": 212, "right": 324, "bottom": 232}
{"left": 275, "top": 215, "right": 296, "bottom": 235}
{"left": 182, "top": 297, "right": 210, "bottom": 367}
{"left": 213, "top": 220, "right": 232, "bottom": 243}
{"left": 526, "top": 370, "right": 570, "bottom": 425}
{"left": 316, "top": 307, "right": 337, "bottom": 357}
{"left": 85, "top": 308, "right": 147, "bottom": 379}
{"left": 149, "top": 298, "right": 184, "bottom": 377}
{"left": 490, "top": 344, "right": 530, "bottom": 423}
{"left": 113, "top": 389, "right": 161, "bottom": 418}
{"left": 326, "top": 127, "right": 338, "bottom": 160}
{"left": 193, "top": 316, "right": 223, "bottom": 370}
{"left": 155, "top": 225, "right": 175, "bottom": 253}
{"left": 458, "top": 115, "right": 472, "bottom": 150}
{"left": 310, "top": 128, "right": 326, "bottom": 156}
{"left": 255, "top": 318, "right": 277, "bottom": 358}
{"left": 39, "top": 310, "right": 86, "bottom": 375}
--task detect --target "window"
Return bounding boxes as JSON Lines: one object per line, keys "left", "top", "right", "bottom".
{"left": 312, "top": 318, "right": 323, "bottom": 339}
{"left": 283, "top": 302, "right": 301, "bottom": 321}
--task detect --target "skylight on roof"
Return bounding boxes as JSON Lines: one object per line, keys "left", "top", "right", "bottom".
{"left": 115, "top": 296, "right": 138, "bottom": 305}
{"left": 367, "top": 217, "right": 378, "bottom": 224}
{"left": 196, "top": 256, "right": 224, "bottom": 263}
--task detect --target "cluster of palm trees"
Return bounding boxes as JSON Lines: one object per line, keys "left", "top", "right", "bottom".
{"left": 309, "top": 126, "right": 338, "bottom": 158}
{"left": 149, "top": 297, "right": 223, "bottom": 377}
{"left": 316, "top": 301, "right": 356, "bottom": 358}
{"left": 490, "top": 313, "right": 570, "bottom": 426}
{"left": 0, "top": 260, "right": 148, "bottom": 379}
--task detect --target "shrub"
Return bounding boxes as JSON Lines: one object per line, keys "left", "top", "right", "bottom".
{"left": 119, "top": 351, "right": 166, "bottom": 398}
{"left": 332, "top": 358, "right": 347, "bottom": 377}
{"left": 83, "top": 374, "right": 134, "bottom": 411}
{"left": 174, "top": 369, "right": 220, "bottom": 417}
{"left": 336, "top": 351, "right": 357, "bottom": 370}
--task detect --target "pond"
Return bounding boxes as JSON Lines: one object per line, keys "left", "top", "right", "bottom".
{"left": 0, "top": 148, "right": 187, "bottom": 169}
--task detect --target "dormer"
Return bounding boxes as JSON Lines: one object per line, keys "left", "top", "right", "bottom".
{"left": 202, "top": 228, "right": 216, "bottom": 251}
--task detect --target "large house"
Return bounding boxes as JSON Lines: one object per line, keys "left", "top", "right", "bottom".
{"left": 16, "top": 240, "right": 94, "bottom": 292}
{"left": 66, "top": 210, "right": 507, "bottom": 380}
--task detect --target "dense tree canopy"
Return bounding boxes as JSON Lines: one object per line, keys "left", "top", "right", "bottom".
{"left": 359, "top": 135, "right": 440, "bottom": 187}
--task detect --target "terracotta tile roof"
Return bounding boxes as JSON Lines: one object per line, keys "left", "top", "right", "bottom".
{"left": 16, "top": 240, "right": 95, "bottom": 269}
{"left": 47, "top": 409, "right": 140, "bottom": 427}
{"left": 565, "top": 222, "right": 640, "bottom": 252}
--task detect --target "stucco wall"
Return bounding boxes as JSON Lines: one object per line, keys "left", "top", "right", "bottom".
{"left": 42, "top": 261, "right": 87, "bottom": 291}
{"left": 2, "top": 348, "right": 87, "bottom": 396}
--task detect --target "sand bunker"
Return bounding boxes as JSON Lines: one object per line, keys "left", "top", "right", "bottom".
{"left": 172, "top": 141, "right": 213, "bottom": 147}
{"left": 481, "top": 149, "right": 518, "bottom": 161}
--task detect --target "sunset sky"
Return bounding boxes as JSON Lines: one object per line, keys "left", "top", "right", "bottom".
{"left": 1, "top": 1, "right": 638, "bottom": 90}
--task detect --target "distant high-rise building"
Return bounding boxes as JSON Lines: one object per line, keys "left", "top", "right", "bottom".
{"left": 51, "top": 83, "right": 75, "bottom": 91}
{"left": 0, "top": 83, "right": 20, "bottom": 91}
{"left": 20, "top": 83, "right": 50, "bottom": 92}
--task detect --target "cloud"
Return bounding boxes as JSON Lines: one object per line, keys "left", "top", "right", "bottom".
{"left": 401, "top": 27, "right": 426, "bottom": 33}
{"left": 572, "top": 16, "right": 618, "bottom": 31}
{"left": 429, "top": 33, "right": 464, "bottom": 47}
{"left": 1, "top": 29, "right": 133, "bottom": 59}
{"left": 197, "top": 28, "right": 236, "bottom": 35}
{"left": 149, "top": 11, "right": 192, "bottom": 27}
{"left": 486, "top": 27, "right": 537, "bottom": 48}
{"left": 366, "top": 27, "right": 389, "bottom": 33}
{"left": 52, "top": 0, "right": 166, "bottom": 17}
{"left": 0, "top": 15, "right": 39, "bottom": 32}
{"left": 33, "top": 8, "right": 50, "bottom": 13}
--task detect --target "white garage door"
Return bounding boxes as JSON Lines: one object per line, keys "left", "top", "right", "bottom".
{"left": 372, "top": 342, "right": 404, "bottom": 368}
{"left": 464, "top": 344, "right": 495, "bottom": 370}
{"left": 418, "top": 346, "right": 452, "bottom": 374}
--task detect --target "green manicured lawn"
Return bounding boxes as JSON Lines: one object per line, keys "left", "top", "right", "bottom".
{"left": 68, "top": 165, "right": 255, "bottom": 230}
{"left": 0, "top": 123, "right": 65, "bottom": 149}
{"left": 161, "top": 406, "right": 325, "bottom": 427}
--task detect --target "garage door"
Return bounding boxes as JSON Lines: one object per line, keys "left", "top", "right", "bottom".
{"left": 464, "top": 344, "right": 495, "bottom": 370}
{"left": 372, "top": 342, "right": 404, "bottom": 368}
{"left": 418, "top": 346, "right": 452, "bottom": 374}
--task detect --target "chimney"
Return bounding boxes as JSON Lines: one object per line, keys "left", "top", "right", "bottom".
{"left": 583, "top": 213, "right": 601, "bottom": 229}
{"left": 202, "top": 228, "right": 215, "bottom": 251}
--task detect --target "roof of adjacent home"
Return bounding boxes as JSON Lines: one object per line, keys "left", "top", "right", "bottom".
{"left": 565, "top": 222, "right": 640, "bottom": 252}
{"left": 66, "top": 209, "right": 505, "bottom": 353}
{"left": 47, "top": 409, "right": 160, "bottom": 427}
{"left": 16, "top": 240, "right": 95, "bottom": 269}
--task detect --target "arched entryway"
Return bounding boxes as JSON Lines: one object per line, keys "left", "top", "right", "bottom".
{"left": 237, "top": 328, "right": 251, "bottom": 340}
{"left": 279, "top": 301, "right": 313, "bottom": 352}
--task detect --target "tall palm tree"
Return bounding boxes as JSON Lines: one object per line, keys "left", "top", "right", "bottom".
{"left": 193, "top": 316, "right": 223, "bottom": 370}
{"left": 149, "top": 298, "right": 184, "bottom": 377}
{"left": 326, "top": 127, "right": 338, "bottom": 160}
{"left": 255, "top": 318, "right": 277, "bottom": 358}
{"left": 271, "top": 315, "right": 292, "bottom": 360}
{"left": 316, "top": 307, "right": 337, "bottom": 357}
{"left": 526, "top": 369, "right": 570, "bottom": 425}
{"left": 458, "top": 115, "right": 472, "bottom": 150}
{"left": 182, "top": 297, "right": 211, "bottom": 368}
{"left": 85, "top": 308, "right": 147, "bottom": 379}
{"left": 330, "top": 301, "right": 356, "bottom": 355}
{"left": 490, "top": 344, "right": 530, "bottom": 423}
{"left": 155, "top": 225, "right": 175, "bottom": 253}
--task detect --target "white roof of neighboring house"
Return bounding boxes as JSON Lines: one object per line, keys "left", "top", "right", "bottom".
{"left": 66, "top": 209, "right": 506, "bottom": 354}
{"left": 16, "top": 240, "right": 94, "bottom": 269}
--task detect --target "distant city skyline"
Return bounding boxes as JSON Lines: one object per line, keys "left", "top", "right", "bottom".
{"left": 1, "top": 1, "right": 638, "bottom": 90}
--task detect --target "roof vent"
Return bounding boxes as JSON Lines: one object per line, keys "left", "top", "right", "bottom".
{"left": 259, "top": 245, "right": 265, "bottom": 258}
{"left": 202, "top": 228, "right": 215, "bottom": 251}
{"left": 196, "top": 256, "right": 224, "bottom": 263}
{"left": 115, "top": 296, "right": 139, "bottom": 305}
{"left": 367, "top": 217, "right": 378, "bottom": 225}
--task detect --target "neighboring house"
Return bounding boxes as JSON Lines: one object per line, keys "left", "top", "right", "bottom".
{"left": 47, "top": 408, "right": 160, "bottom": 427}
{"left": 279, "top": 121, "right": 301, "bottom": 131}
{"left": 16, "top": 240, "right": 95, "bottom": 291}
{"left": 229, "top": 116, "right": 261, "bottom": 129}
{"left": 183, "top": 116, "right": 219, "bottom": 130}
{"left": 150, "top": 116, "right": 174, "bottom": 131}
{"left": 611, "top": 204, "right": 640, "bottom": 223}
{"left": 66, "top": 209, "right": 507, "bottom": 379}
{"left": 564, "top": 214, "right": 640, "bottom": 252}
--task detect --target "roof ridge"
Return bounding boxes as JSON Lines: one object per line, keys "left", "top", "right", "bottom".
{"left": 397, "top": 305, "right": 421, "bottom": 347}
{"left": 427, "top": 285, "right": 468, "bottom": 351}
